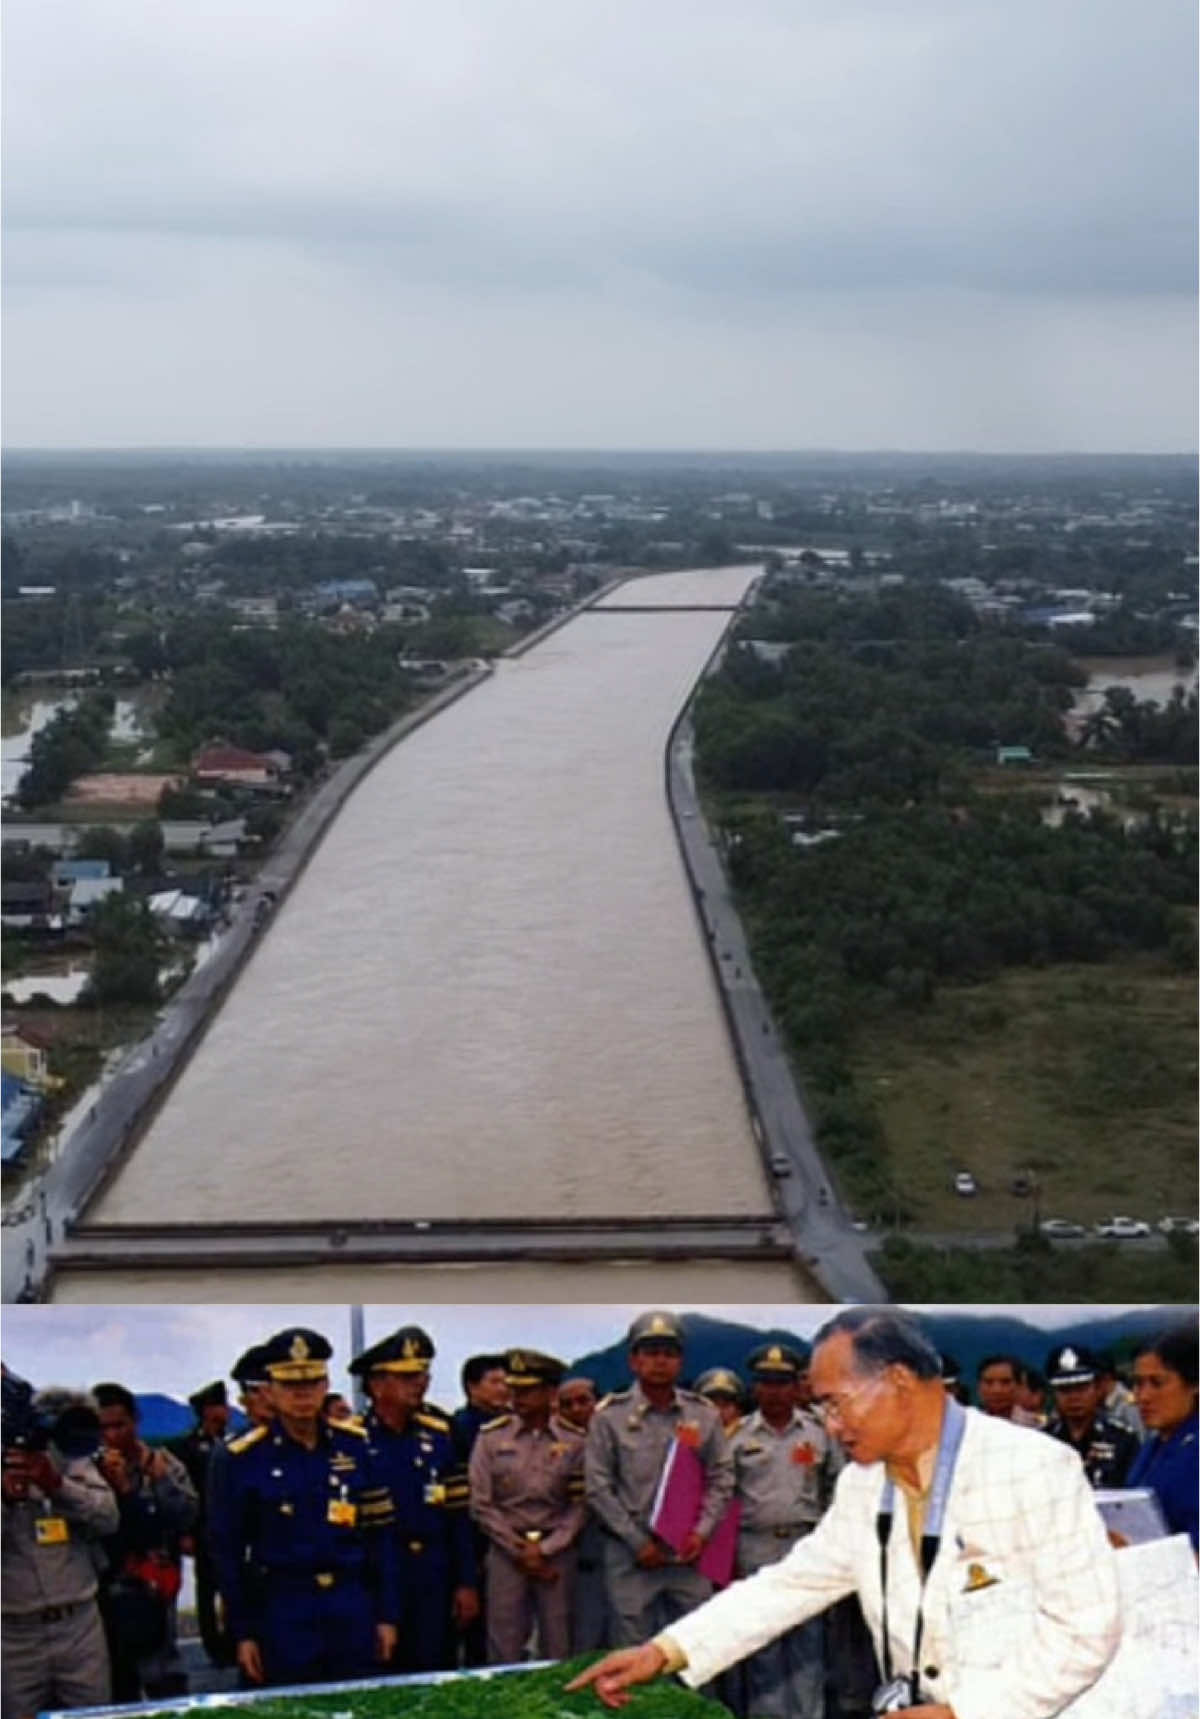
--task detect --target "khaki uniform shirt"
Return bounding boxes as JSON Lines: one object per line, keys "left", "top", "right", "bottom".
{"left": 468, "top": 1414, "right": 586, "bottom": 1558}
{"left": 2, "top": 1457, "right": 120, "bottom": 1616}
{"left": 585, "top": 1383, "right": 734, "bottom": 1552}
{"left": 731, "top": 1408, "right": 834, "bottom": 1538}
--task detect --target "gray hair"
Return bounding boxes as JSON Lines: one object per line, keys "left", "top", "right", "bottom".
{"left": 813, "top": 1308, "right": 942, "bottom": 1381}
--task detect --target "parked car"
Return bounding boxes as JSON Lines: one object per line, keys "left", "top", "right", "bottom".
{"left": 1157, "top": 1216, "right": 1200, "bottom": 1236}
{"left": 953, "top": 1172, "right": 978, "bottom": 1196}
{"left": 1040, "top": 1218, "right": 1087, "bottom": 1239}
{"left": 769, "top": 1153, "right": 792, "bottom": 1177}
{"left": 1094, "top": 1216, "right": 1151, "bottom": 1239}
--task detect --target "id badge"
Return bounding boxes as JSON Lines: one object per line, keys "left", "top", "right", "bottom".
{"left": 35, "top": 1517, "right": 70, "bottom": 1546}
{"left": 327, "top": 1498, "right": 357, "bottom": 1527}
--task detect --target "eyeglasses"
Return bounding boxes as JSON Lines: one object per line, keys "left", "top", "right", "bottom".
{"left": 814, "top": 1375, "right": 886, "bottom": 1424}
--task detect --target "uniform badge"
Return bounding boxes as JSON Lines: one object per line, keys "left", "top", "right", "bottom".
{"left": 791, "top": 1442, "right": 816, "bottom": 1466}
{"left": 328, "top": 1497, "right": 357, "bottom": 1527}
{"left": 675, "top": 1422, "right": 701, "bottom": 1449}
{"left": 35, "top": 1517, "right": 69, "bottom": 1545}
{"left": 963, "top": 1562, "right": 1000, "bottom": 1592}
{"left": 424, "top": 1482, "right": 446, "bottom": 1505}
{"left": 279, "top": 1501, "right": 295, "bottom": 1516}
{"left": 290, "top": 1333, "right": 310, "bottom": 1362}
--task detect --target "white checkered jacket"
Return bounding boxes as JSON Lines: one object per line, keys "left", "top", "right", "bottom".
{"left": 667, "top": 1407, "right": 1123, "bottom": 1719}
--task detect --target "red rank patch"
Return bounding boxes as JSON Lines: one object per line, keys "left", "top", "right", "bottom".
{"left": 791, "top": 1443, "right": 816, "bottom": 1466}
{"left": 675, "top": 1422, "right": 701, "bottom": 1449}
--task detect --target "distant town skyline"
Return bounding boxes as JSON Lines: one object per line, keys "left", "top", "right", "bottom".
{"left": 4, "top": 0, "right": 1196, "bottom": 453}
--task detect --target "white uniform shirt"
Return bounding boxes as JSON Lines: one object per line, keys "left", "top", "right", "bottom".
{"left": 666, "top": 1408, "right": 1122, "bottom": 1719}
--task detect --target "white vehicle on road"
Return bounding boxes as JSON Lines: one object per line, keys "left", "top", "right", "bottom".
{"left": 953, "top": 1171, "right": 977, "bottom": 1196}
{"left": 1094, "top": 1216, "right": 1151, "bottom": 1239}
{"left": 1040, "top": 1218, "right": 1087, "bottom": 1239}
{"left": 1157, "top": 1216, "right": 1199, "bottom": 1236}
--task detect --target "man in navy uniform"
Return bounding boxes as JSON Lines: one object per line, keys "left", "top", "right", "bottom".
{"left": 1042, "top": 1343, "right": 1139, "bottom": 1490}
{"left": 208, "top": 1327, "right": 398, "bottom": 1688}
{"left": 230, "top": 1347, "right": 275, "bottom": 1430}
{"left": 170, "top": 1381, "right": 232, "bottom": 1669}
{"left": 348, "top": 1325, "right": 479, "bottom": 1672}
{"left": 451, "top": 1353, "right": 510, "bottom": 1666}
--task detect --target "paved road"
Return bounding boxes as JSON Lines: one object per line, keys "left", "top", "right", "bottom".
{"left": 666, "top": 706, "right": 886, "bottom": 1303}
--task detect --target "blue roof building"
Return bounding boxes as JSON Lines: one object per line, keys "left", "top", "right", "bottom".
{"left": 1, "top": 1070, "right": 43, "bottom": 1165}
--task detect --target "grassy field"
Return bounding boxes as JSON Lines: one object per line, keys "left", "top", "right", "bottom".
{"left": 849, "top": 958, "right": 1197, "bottom": 1233}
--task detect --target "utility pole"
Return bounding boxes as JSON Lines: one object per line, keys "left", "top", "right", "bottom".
{"left": 349, "top": 1305, "right": 366, "bottom": 1412}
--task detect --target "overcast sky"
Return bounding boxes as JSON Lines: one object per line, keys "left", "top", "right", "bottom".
{"left": 3, "top": 0, "right": 1195, "bottom": 453}
{"left": 1, "top": 1304, "right": 1161, "bottom": 1405}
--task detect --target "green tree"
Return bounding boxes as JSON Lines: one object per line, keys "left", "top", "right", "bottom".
{"left": 84, "top": 894, "right": 167, "bottom": 1007}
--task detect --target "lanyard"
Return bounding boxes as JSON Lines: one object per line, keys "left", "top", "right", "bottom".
{"left": 875, "top": 1398, "right": 967, "bottom": 1705}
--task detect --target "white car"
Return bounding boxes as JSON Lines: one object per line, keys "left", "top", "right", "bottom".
{"left": 1157, "top": 1216, "right": 1199, "bottom": 1236}
{"left": 953, "top": 1172, "right": 978, "bottom": 1196}
{"left": 1040, "top": 1218, "right": 1087, "bottom": 1239}
{"left": 1094, "top": 1216, "right": 1151, "bottom": 1239}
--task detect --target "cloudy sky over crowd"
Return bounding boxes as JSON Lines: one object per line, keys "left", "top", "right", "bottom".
{"left": 4, "top": 0, "right": 1196, "bottom": 450}
{"left": 3, "top": 1304, "right": 1153, "bottom": 1406}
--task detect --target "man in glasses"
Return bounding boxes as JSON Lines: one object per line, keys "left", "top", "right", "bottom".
{"left": 570, "top": 1308, "right": 1122, "bottom": 1718}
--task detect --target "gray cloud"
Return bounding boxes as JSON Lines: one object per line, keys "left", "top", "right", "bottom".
{"left": 2, "top": 0, "right": 1195, "bottom": 447}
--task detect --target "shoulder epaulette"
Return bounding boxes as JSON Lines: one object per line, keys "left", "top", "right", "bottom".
{"left": 335, "top": 1418, "right": 369, "bottom": 1439}
{"left": 481, "top": 1413, "right": 513, "bottom": 1432}
{"left": 596, "top": 1389, "right": 630, "bottom": 1411}
{"left": 227, "top": 1425, "right": 270, "bottom": 1456}
{"left": 415, "top": 1410, "right": 450, "bottom": 1433}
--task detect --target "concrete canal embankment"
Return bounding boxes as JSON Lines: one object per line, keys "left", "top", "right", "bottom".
{"left": 4, "top": 578, "right": 639, "bottom": 1302}
{"left": 15, "top": 567, "right": 832, "bottom": 1303}
{"left": 659, "top": 582, "right": 885, "bottom": 1303}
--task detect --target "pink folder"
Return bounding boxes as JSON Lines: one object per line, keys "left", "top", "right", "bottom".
{"left": 649, "top": 1437, "right": 742, "bottom": 1587}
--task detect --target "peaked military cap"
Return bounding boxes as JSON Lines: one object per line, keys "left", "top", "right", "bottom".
{"left": 188, "top": 1380, "right": 227, "bottom": 1414}
{"left": 504, "top": 1348, "right": 566, "bottom": 1389}
{"left": 348, "top": 1325, "right": 435, "bottom": 1376}
{"left": 627, "top": 1310, "right": 684, "bottom": 1349}
{"left": 747, "top": 1342, "right": 805, "bottom": 1378}
{"left": 231, "top": 1344, "right": 272, "bottom": 1388}
{"left": 1045, "top": 1343, "right": 1100, "bottom": 1387}
{"left": 261, "top": 1328, "right": 332, "bottom": 1382}
{"left": 694, "top": 1367, "right": 744, "bottom": 1400}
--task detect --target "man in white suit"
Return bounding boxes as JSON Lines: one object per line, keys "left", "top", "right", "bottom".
{"left": 569, "top": 1308, "right": 1123, "bottom": 1719}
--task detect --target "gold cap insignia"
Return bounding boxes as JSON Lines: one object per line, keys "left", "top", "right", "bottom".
{"left": 767, "top": 1346, "right": 783, "bottom": 1365}
{"left": 402, "top": 1335, "right": 419, "bottom": 1359}
{"left": 290, "top": 1334, "right": 310, "bottom": 1362}
{"left": 649, "top": 1315, "right": 671, "bottom": 1336}
{"left": 511, "top": 1351, "right": 526, "bottom": 1373}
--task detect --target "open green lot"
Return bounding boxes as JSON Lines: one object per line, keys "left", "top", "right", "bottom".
{"left": 849, "top": 957, "right": 1197, "bottom": 1232}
